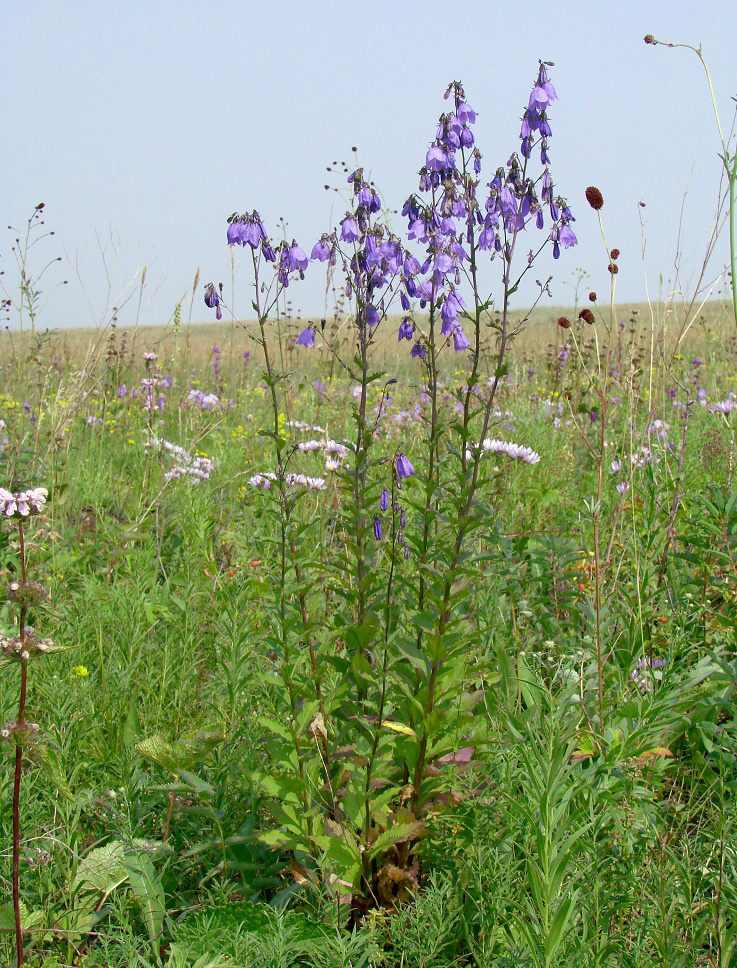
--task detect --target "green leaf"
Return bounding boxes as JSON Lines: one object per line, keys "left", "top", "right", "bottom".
{"left": 122, "top": 850, "right": 165, "bottom": 956}
{"left": 367, "top": 821, "right": 426, "bottom": 860}
{"left": 546, "top": 891, "right": 579, "bottom": 962}
{"left": 123, "top": 699, "right": 143, "bottom": 747}
{"left": 0, "top": 901, "right": 43, "bottom": 932}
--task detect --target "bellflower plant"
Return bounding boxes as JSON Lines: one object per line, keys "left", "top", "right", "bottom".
{"left": 203, "top": 62, "right": 578, "bottom": 916}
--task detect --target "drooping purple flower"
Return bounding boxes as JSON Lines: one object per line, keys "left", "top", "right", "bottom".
{"left": 373, "top": 517, "right": 383, "bottom": 541}
{"left": 559, "top": 224, "right": 577, "bottom": 248}
{"left": 227, "top": 220, "right": 246, "bottom": 245}
{"left": 396, "top": 454, "right": 414, "bottom": 479}
{"left": 452, "top": 324, "right": 470, "bottom": 352}
{"left": 398, "top": 318, "right": 414, "bottom": 341}
{"left": 340, "top": 216, "right": 359, "bottom": 243}
{"left": 311, "top": 239, "right": 332, "bottom": 262}
{"left": 286, "top": 242, "right": 308, "bottom": 272}
{"left": 426, "top": 146, "right": 449, "bottom": 171}
{"left": 204, "top": 283, "right": 222, "bottom": 320}
{"left": 410, "top": 342, "right": 426, "bottom": 360}
{"left": 366, "top": 306, "right": 380, "bottom": 328}
{"left": 380, "top": 488, "right": 390, "bottom": 512}
{"left": 296, "top": 327, "right": 315, "bottom": 348}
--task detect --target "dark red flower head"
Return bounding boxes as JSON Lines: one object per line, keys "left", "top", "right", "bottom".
{"left": 585, "top": 186, "right": 604, "bottom": 210}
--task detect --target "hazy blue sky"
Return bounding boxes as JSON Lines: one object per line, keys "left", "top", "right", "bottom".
{"left": 3, "top": 0, "right": 736, "bottom": 329}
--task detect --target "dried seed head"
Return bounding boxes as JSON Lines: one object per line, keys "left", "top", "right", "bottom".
{"left": 579, "top": 308, "right": 595, "bottom": 325}
{"left": 610, "top": 248, "right": 620, "bottom": 260}
{"left": 588, "top": 291, "right": 597, "bottom": 302}
{"left": 585, "top": 186, "right": 604, "bottom": 211}
{"left": 607, "top": 263, "right": 620, "bottom": 274}
{"left": 557, "top": 316, "right": 572, "bottom": 329}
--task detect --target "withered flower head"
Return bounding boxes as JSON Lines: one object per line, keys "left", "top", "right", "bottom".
{"left": 579, "top": 308, "right": 595, "bottom": 324}
{"left": 557, "top": 316, "right": 572, "bottom": 329}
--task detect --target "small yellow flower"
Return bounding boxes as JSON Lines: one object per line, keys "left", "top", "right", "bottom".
{"left": 73, "top": 666, "right": 89, "bottom": 678}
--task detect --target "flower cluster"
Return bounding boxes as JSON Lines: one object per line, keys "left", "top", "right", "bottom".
{"left": 146, "top": 438, "right": 216, "bottom": 484}
{"left": 249, "top": 472, "right": 327, "bottom": 491}
{"left": 225, "top": 210, "right": 308, "bottom": 289}
{"left": 466, "top": 438, "right": 540, "bottom": 465}
{"left": 0, "top": 487, "right": 48, "bottom": 518}
{"left": 0, "top": 629, "right": 54, "bottom": 663}
{"left": 709, "top": 396, "right": 736, "bottom": 414}
{"left": 630, "top": 655, "right": 667, "bottom": 694}
{"left": 298, "top": 438, "right": 350, "bottom": 471}
{"left": 187, "top": 389, "right": 222, "bottom": 410}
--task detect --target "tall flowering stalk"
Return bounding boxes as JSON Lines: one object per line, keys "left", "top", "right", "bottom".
{"left": 204, "top": 63, "right": 578, "bottom": 912}
{"left": 395, "top": 66, "right": 577, "bottom": 814}
{"left": 0, "top": 486, "right": 50, "bottom": 968}
{"left": 209, "top": 214, "right": 332, "bottom": 855}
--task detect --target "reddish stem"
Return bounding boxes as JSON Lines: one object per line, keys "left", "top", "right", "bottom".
{"left": 13, "top": 521, "right": 28, "bottom": 967}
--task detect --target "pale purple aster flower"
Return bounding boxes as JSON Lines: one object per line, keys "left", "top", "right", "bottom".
{"left": 616, "top": 481, "right": 629, "bottom": 496}
{"left": 709, "top": 398, "right": 736, "bottom": 414}
{"left": 478, "top": 439, "right": 540, "bottom": 465}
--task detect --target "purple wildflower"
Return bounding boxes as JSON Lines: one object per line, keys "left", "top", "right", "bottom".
{"left": 396, "top": 454, "right": 414, "bottom": 479}
{"left": 296, "top": 327, "right": 315, "bottom": 348}
{"left": 398, "top": 318, "right": 414, "bottom": 341}
{"left": 204, "top": 283, "right": 222, "bottom": 320}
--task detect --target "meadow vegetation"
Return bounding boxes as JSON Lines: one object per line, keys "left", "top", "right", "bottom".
{"left": 1, "top": 47, "right": 737, "bottom": 968}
